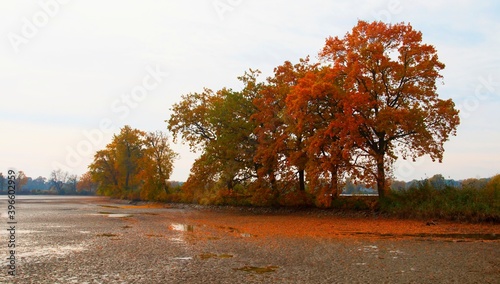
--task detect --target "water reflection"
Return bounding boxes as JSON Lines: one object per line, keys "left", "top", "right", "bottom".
{"left": 107, "top": 214, "right": 132, "bottom": 218}
{"left": 94, "top": 213, "right": 132, "bottom": 218}
{"left": 172, "top": 256, "right": 192, "bottom": 260}
{"left": 169, "top": 223, "right": 194, "bottom": 232}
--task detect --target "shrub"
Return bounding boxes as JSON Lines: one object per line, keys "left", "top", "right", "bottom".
{"left": 381, "top": 178, "right": 499, "bottom": 222}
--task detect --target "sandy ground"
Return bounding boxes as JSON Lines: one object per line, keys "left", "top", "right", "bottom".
{"left": 0, "top": 196, "right": 498, "bottom": 283}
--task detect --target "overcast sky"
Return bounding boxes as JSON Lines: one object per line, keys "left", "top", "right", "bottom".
{"left": 1, "top": 0, "right": 499, "bottom": 182}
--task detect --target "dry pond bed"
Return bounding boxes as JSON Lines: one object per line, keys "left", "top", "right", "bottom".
{"left": 1, "top": 196, "right": 498, "bottom": 283}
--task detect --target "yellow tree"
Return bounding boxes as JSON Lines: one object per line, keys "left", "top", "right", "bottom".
{"left": 319, "top": 21, "right": 460, "bottom": 198}
{"left": 89, "top": 148, "right": 120, "bottom": 196}
{"left": 90, "top": 126, "right": 177, "bottom": 200}
{"left": 140, "top": 131, "right": 178, "bottom": 200}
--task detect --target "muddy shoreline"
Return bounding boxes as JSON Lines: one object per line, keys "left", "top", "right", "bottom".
{"left": 1, "top": 196, "right": 498, "bottom": 283}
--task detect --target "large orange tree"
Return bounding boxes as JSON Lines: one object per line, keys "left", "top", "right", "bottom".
{"left": 318, "top": 21, "right": 459, "bottom": 198}
{"left": 253, "top": 59, "right": 316, "bottom": 196}
{"left": 287, "top": 65, "right": 349, "bottom": 206}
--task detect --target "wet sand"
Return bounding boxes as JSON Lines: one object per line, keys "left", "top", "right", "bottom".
{"left": 1, "top": 196, "right": 498, "bottom": 283}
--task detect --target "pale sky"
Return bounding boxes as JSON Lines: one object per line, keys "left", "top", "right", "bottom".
{"left": 1, "top": 0, "right": 499, "bottom": 182}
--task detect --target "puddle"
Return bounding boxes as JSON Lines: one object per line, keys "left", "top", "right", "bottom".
{"left": 169, "top": 237, "right": 185, "bottom": 244}
{"left": 169, "top": 223, "right": 194, "bottom": 232}
{"left": 95, "top": 212, "right": 132, "bottom": 218}
{"left": 107, "top": 214, "right": 132, "bottom": 218}
{"left": 233, "top": 265, "right": 279, "bottom": 274}
{"left": 172, "top": 257, "right": 192, "bottom": 260}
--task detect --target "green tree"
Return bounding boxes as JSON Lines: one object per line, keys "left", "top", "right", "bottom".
{"left": 168, "top": 71, "right": 261, "bottom": 203}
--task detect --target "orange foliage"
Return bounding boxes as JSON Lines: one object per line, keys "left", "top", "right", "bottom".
{"left": 167, "top": 21, "right": 459, "bottom": 207}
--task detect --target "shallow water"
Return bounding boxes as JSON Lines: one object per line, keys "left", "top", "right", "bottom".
{"left": 169, "top": 223, "right": 194, "bottom": 232}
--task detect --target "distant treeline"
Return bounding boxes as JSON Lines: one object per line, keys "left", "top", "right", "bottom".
{"left": 0, "top": 170, "right": 90, "bottom": 195}
{"left": 0, "top": 169, "right": 183, "bottom": 196}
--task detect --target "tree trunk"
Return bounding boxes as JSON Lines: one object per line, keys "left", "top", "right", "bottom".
{"left": 227, "top": 178, "right": 234, "bottom": 190}
{"left": 331, "top": 165, "right": 339, "bottom": 199}
{"left": 376, "top": 154, "right": 387, "bottom": 199}
{"left": 298, "top": 169, "right": 306, "bottom": 191}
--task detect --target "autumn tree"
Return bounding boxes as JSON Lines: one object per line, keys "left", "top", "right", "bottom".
{"left": 89, "top": 126, "right": 177, "bottom": 200}
{"left": 15, "top": 171, "right": 29, "bottom": 193}
{"left": 252, "top": 59, "right": 318, "bottom": 205}
{"left": 114, "top": 126, "right": 145, "bottom": 194}
{"left": 140, "top": 131, "right": 178, "bottom": 200}
{"left": 89, "top": 148, "right": 120, "bottom": 196}
{"left": 76, "top": 171, "right": 97, "bottom": 195}
{"left": 319, "top": 21, "right": 460, "bottom": 198}
{"left": 287, "top": 65, "right": 350, "bottom": 206}
{"left": 168, "top": 71, "right": 261, "bottom": 202}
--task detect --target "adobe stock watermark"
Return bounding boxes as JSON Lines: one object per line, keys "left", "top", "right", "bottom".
{"left": 7, "top": 0, "right": 71, "bottom": 54}
{"left": 457, "top": 74, "right": 500, "bottom": 119}
{"left": 371, "top": 0, "right": 403, "bottom": 22}
{"left": 51, "top": 64, "right": 169, "bottom": 172}
{"left": 213, "top": 0, "right": 244, "bottom": 21}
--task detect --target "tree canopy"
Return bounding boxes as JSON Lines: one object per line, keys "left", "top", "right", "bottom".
{"left": 167, "top": 21, "right": 459, "bottom": 206}
{"left": 89, "top": 125, "right": 177, "bottom": 200}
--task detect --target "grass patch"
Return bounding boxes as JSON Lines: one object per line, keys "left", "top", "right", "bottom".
{"left": 381, "top": 181, "right": 500, "bottom": 222}
{"left": 233, "top": 265, "right": 279, "bottom": 274}
{"left": 199, "top": 253, "right": 234, "bottom": 260}
{"left": 97, "top": 233, "right": 118, "bottom": 237}
{"left": 99, "top": 205, "right": 121, "bottom": 209}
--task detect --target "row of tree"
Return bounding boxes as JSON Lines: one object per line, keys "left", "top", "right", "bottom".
{"left": 167, "top": 21, "right": 460, "bottom": 207}
{"left": 0, "top": 169, "right": 96, "bottom": 195}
